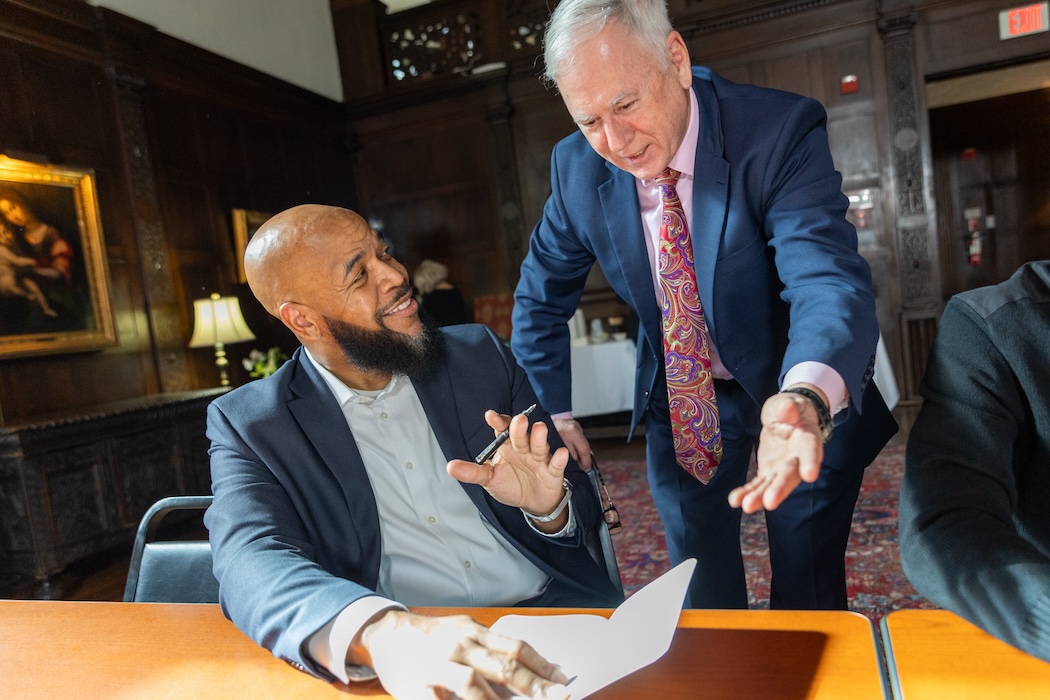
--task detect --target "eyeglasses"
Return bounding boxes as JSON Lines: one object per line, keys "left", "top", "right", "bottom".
{"left": 590, "top": 458, "right": 622, "bottom": 535}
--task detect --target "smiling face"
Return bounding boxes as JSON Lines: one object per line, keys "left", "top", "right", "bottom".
{"left": 246, "top": 205, "right": 427, "bottom": 389}
{"left": 556, "top": 22, "right": 693, "bottom": 181}
{"left": 306, "top": 219, "right": 421, "bottom": 341}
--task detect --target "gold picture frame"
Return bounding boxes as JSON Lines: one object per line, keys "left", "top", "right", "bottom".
{"left": 232, "top": 208, "right": 271, "bottom": 284}
{"left": 0, "top": 156, "right": 116, "bottom": 358}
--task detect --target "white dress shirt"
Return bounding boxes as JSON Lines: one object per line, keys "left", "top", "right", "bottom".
{"left": 302, "top": 349, "right": 570, "bottom": 681}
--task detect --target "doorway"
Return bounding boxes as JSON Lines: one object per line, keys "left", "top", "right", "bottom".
{"left": 927, "top": 60, "right": 1050, "bottom": 301}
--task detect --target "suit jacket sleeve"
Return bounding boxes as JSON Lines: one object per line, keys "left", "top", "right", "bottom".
{"left": 742, "top": 94, "right": 878, "bottom": 408}
{"left": 205, "top": 401, "right": 378, "bottom": 680}
{"left": 899, "top": 293, "right": 1050, "bottom": 662}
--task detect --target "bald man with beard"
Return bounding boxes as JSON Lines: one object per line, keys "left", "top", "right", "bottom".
{"left": 204, "top": 204, "right": 622, "bottom": 699}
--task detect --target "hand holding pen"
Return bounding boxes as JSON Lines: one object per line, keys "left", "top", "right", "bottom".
{"left": 475, "top": 404, "right": 537, "bottom": 463}
{"left": 447, "top": 403, "right": 570, "bottom": 518}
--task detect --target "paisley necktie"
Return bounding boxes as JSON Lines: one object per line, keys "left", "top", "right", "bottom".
{"left": 656, "top": 167, "right": 722, "bottom": 483}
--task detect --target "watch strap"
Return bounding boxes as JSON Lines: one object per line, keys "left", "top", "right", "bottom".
{"left": 780, "top": 387, "right": 833, "bottom": 443}
{"left": 522, "top": 479, "right": 572, "bottom": 523}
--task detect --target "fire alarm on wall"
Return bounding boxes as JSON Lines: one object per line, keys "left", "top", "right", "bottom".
{"left": 840, "top": 75, "right": 859, "bottom": 94}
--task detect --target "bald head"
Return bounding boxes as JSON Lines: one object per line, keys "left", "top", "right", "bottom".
{"left": 243, "top": 203, "right": 428, "bottom": 388}
{"left": 244, "top": 204, "right": 366, "bottom": 317}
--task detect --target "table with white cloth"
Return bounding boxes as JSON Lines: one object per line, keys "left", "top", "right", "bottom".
{"left": 570, "top": 338, "right": 637, "bottom": 418}
{"left": 568, "top": 334, "right": 898, "bottom": 417}
{"left": 873, "top": 334, "right": 900, "bottom": 410}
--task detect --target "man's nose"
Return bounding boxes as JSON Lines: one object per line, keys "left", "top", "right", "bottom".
{"left": 604, "top": 119, "right": 631, "bottom": 153}
{"left": 376, "top": 258, "right": 408, "bottom": 288}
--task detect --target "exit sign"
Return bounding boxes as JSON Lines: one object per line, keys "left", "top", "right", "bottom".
{"left": 999, "top": 2, "right": 1049, "bottom": 39}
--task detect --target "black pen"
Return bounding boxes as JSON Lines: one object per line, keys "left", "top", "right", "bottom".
{"left": 474, "top": 404, "right": 537, "bottom": 464}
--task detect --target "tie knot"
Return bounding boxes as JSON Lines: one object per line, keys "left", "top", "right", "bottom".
{"left": 656, "top": 167, "right": 680, "bottom": 186}
{"left": 656, "top": 167, "right": 680, "bottom": 204}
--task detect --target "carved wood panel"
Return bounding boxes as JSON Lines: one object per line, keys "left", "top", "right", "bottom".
{"left": 0, "top": 390, "right": 221, "bottom": 583}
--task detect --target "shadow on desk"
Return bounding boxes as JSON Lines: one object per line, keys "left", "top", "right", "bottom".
{"left": 606, "top": 628, "right": 826, "bottom": 699}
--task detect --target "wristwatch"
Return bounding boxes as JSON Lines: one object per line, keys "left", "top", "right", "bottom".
{"left": 780, "top": 387, "right": 834, "bottom": 444}
{"left": 523, "top": 479, "right": 573, "bottom": 523}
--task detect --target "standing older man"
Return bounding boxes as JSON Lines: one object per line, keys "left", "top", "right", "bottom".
{"left": 206, "top": 204, "right": 621, "bottom": 698}
{"left": 512, "top": 0, "right": 897, "bottom": 609}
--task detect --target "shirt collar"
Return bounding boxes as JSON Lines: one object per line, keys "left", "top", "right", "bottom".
{"left": 303, "top": 347, "right": 402, "bottom": 406}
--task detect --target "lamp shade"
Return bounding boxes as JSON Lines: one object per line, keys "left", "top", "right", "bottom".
{"left": 188, "top": 293, "right": 256, "bottom": 348}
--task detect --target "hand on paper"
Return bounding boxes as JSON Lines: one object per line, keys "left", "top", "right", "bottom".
{"left": 357, "top": 609, "right": 571, "bottom": 700}
{"left": 447, "top": 410, "right": 569, "bottom": 524}
{"left": 728, "top": 390, "right": 825, "bottom": 513}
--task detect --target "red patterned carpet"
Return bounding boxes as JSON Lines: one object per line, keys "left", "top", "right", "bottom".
{"left": 601, "top": 442, "right": 938, "bottom": 622}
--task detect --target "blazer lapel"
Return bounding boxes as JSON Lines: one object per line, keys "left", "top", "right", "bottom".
{"left": 412, "top": 361, "right": 504, "bottom": 529}
{"left": 599, "top": 169, "right": 663, "bottom": 355}
{"left": 286, "top": 353, "right": 382, "bottom": 572}
{"left": 690, "top": 75, "right": 731, "bottom": 336}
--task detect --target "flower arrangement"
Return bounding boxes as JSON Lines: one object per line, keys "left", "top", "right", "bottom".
{"left": 242, "top": 346, "right": 288, "bottom": 379}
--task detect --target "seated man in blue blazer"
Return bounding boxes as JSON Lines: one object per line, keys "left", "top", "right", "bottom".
{"left": 205, "top": 204, "right": 622, "bottom": 699}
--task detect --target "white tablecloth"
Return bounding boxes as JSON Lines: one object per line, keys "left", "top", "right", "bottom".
{"left": 873, "top": 334, "right": 900, "bottom": 411}
{"left": 570, "top": 339, "right": 637, "bottom": 418}
{"left": 568, "top": 335, "right": 898, "bottom": 416}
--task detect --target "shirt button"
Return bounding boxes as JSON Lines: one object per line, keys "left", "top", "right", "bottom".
{"left": 463, "top": 561, "right": 472, "bottom": 570}
{"left": 380, "top": 411, "right": 389, "bottom": 419}
{"left": 427, "top": 516, "right": 436, "bottom": 524}
{"left": 405, "top": 462, "right": 414, "bottom": 470}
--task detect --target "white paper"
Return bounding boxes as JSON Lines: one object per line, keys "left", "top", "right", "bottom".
{"left": 490, "top": 558, "right": 696, "bottom": 699}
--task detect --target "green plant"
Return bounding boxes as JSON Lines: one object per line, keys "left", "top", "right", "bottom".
{"left": 242, "top": 346, "right": 288, "bottom": 379}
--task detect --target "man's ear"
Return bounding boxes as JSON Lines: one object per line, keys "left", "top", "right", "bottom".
{"left": 667, "top": 31, "right": 692, "bottom": 88}
{"left": 279, "top": 302, "right": 321, "bottom": 340}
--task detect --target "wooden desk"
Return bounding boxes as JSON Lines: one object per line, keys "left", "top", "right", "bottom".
{"left": 882, "top": 609, "right": 1050, "bottom": 700}
{"left": 0, "top": 601, "right": 886, "bottom": 699}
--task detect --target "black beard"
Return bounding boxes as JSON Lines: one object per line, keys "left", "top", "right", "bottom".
{"left": 324, "top": 305, "right": 444, "bottom": 380}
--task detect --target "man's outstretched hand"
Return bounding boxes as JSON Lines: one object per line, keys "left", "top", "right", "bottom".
{"left": 728, "top": 387, "right": 826, "bottom": 513}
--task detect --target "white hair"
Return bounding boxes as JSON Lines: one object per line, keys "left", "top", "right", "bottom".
{"left": 543, "top": 0, "right": 674, "bottom": 87}
{"left": 413, "top": 259, "right": 449, "bottom": 296}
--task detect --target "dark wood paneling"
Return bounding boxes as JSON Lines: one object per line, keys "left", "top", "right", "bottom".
{"left": 197, "top": 105, "right": 244, "bottom": 180}
{"left": 920, "top": 0, "right": 1050, "bottom": 78}
{"left": 351, "top": 82, "right": 515, "bottom": 306}
{"left": 0, "top": 389, "right": 221, "bottom": 583}
{"left": 0, "top": 0, "right": 357, "bottom": 424}
{"left": 148, "top": 91, "right": 204, "bottom": 175}
{"left": 19, "top": 53, "right": 109, "bottom": 161}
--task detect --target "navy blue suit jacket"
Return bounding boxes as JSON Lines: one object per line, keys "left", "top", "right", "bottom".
{"left": 513, "top": 67, "right": 896, "bottom": 471}
{"left": 205, "top": 325, "right": 622, "bottom": 679}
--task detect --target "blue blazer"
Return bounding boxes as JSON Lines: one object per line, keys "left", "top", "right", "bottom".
{"left": 205, "top": 325, "right": 622, "bottom": 679}
{"left": 513, "top": 67, "right": 896, "bottom": 470}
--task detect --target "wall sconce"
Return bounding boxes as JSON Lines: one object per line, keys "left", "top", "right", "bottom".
{"left": 188, "top": 293, "right": 256, "bottom": 387}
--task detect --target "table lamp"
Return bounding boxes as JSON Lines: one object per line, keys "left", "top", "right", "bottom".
{"left": 188, "top": 293, "right": 256, "bottom": 387}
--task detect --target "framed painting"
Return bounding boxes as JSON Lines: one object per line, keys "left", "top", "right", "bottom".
{"left": 0, "top": 156, "right": 116, "bottom": 358}
{"left": 232, "top": 208, "right": 271, "bottom": 284}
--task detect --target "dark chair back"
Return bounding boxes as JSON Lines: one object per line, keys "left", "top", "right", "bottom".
{"left": 123, "top": 495, "right": 218, "bottom": 603}
{"left": 585, "top": 465, "right": 623, "bottom": 595}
